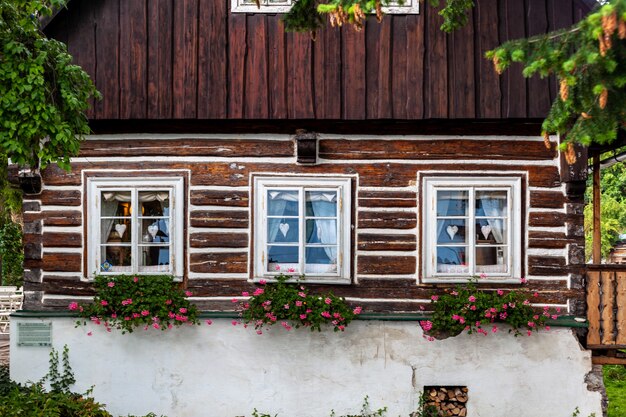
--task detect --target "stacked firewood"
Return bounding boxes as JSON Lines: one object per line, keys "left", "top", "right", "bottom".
{"left": 424, "top": 386, "right": 468, "bottom": 416}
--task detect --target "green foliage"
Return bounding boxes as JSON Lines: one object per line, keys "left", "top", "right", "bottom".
{"left": 72, "top": 275, "right": 199, "bottom": 334}
{"left": 424, "top": 278, "right": 558, "bottom": 338}
{"left": 584, "top": 160, "right": 626, "bottom": 260}
{"left": 604, "top": 365, "right": 626, "bottom": 417}
{"left": 40, "top": 345, "right": 76, "bottom": 393}
{"left": 283, "top": 0, "right": 474, "bottom": 33}
{"left": 237, "top": 273, "right": 362, "bottom": 332}
{"left": 486, "top": 0, "right": 626, "bottom": 147}
{"left": 0, "top": 221, "right": 24, "bottom": 286}
{"left": 0, "top": 0, "right": 100, "bottom": 171}
{"left": 329, "top": 396, "right": 388, "bottom": 417}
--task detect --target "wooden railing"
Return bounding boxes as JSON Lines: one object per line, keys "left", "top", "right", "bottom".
{"left": 587, "top": 265, "right": 626, "bottom": 349}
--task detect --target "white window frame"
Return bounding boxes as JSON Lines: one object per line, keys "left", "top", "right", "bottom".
{"left": 86, "top": 177, "right": 185, "bottom": 280}
{"left": 422, "top": 176, "right": 522, "bottom": 283}
{"left": 253, "top": 176, "right": 352, "bottom": 284}
{"left": 232, "top": 0, "right": 419, "bottom": 14}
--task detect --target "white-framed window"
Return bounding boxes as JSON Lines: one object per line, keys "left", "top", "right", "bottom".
{"left": 86, "top": 177, "right": 184, "bottom": 280}
{"left": 253, "top": 176, "right": 352, "bottom": 283}
{"left": 232, "top": 0, "right": 419, "bottom": 14}
{"left": 422, "top": 176, "right": 522, "bottom": 283}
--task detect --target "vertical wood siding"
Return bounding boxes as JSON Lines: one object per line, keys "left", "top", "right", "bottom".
{"left": 47, "top": 0, "right": 591, "bottom": 121}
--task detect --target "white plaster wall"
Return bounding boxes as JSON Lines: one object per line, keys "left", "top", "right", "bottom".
{"left": 11, "top": 318, "right": 601, "bottom": 417}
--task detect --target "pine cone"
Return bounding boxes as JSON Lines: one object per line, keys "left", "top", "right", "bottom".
{"left": 602, "top": 12, "right": 618, "bottom": 37}
{"left": 559, "top": 79, "right": 569, "bottom": 101}
{"left": 542, "top": 131, "right": 551, "bottom": 150}
{"left": 619, "top": 18, "right": 626, "bottom": 39}
{"left": 375, "top": 0, "right": 383, "bottom": 23}
{"left": 565, "top": 142, "right": 577, "bottom": 165}
{"left": 599, "top": 88, "right": 608, "bottom": 109}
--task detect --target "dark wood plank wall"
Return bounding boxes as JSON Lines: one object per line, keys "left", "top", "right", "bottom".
{"left": 20, "top": 136, "right": 587, "bottom": 313}
{"left": 44, "top": 0, "right": 591, "bottom": 121}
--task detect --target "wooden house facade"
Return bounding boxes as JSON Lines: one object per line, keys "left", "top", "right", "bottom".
{"left": 10, "top": 1, "right": 605, "bottom": 416}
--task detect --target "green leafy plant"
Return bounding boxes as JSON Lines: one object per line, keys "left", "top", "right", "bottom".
{"left": 421, "top": 278, "right": 560, "bottom": 339}
{"left": 71, "top": 275, "right": 199, "bottom": 334}
{"left": 236, "top": 273, "right": 362, "bottom": 333}
{"left": 0, "top": 221, "right": 24, "bottom": 286}
{"left": 0, "top": 0, "right": 100, "bottom": 172}
{"left": 40, "top": 345, "right": 76, "bottom": 393}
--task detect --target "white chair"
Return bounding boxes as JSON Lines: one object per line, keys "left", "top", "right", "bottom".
{"left": 0, "top": 287, "right": 23, "bottom": 335}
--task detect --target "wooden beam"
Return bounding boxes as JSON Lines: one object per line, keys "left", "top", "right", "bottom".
{"left": 587, "top": 270, "right": 602, "bottom": 346}
{"left": 593, "top": 152, "right": 601, "bottom": 263}
{"left": 592, "top": 356, "right": 626, "bottom": 365}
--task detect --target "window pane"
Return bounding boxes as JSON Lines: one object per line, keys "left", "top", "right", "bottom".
{"left": 139, "top": 191, "right": 169, "bottom": 216}
{"left": 436, "top": 220, "right": 466, "bottom": 244}
{"left": 101, "top": 191, "right": 131, "bottom": 217}
{"left": 436, "top": 190, "right": 468, "bottom": 216}
{"left": 268, "top": 246, "right": 299, "bottom": 272}
{"left": 476, "top": 246, "right": 508, "bottom": 274}
{"left": 305, "top": 191, "right": 337, "bottom": 217}
{"left": 101, "top": 246, "right": 131, "bottom": 272}
{"left": 268, "top": 190, "right": 299, "bottom": 216}
{"left": 436, "top": 246, "right": 468, "bottom": 273}
{"left": 305, "top": 246, "right": 338, "bottom": 274}
{"left": 141, "top": 218, "right": 170, "bottom": 243}
{"left": 102, "top": 219, "right": 131, "bottom": 244}
{"left": 139, "top": 246, "right": 170, "bottom": 272}
{"left": 476, "top": 190, "right": 508, "bottom": 217}
{"left": 306, "top": 219, "right": 337, "bottom": 244}
{"left": 475, "top": 219, "right": 507, "bottom": 244}
{"left": 267, "top": 218, "right": 299, "bottom": 243}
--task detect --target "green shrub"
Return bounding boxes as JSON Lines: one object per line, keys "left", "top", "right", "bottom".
{"left": 0, "top": 221, "right": 23, "bottom": 287}
{"left": 71, "top": 275, "right": 199, "bottom": 334}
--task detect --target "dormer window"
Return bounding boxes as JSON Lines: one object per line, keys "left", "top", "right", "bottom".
{"left": 231, "top": 0, "right": 420, "bottom": 14}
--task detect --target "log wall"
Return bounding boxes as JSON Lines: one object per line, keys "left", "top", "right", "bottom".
{"left": 21, "top": 134, "right": 584, "bottom": 314}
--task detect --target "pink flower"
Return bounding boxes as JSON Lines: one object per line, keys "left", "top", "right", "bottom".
{"left": 419, "top": 305, "right": 425, "bottom": 311}
{"left": 523, "top": 299, "right": 530, "bottom": 306}
{"left": 206, "top": 320, "right": 213, "bottom": 325}
{"left": 338, "top": 325, "right": 345, "bottom": 331}
{"left": 87, "top": 331, "right": 93, "bottom": 336}
{"left": 551, "top": 314, "right": 558, "bottom": 320}
{"left": 479, "top": 273, "right": 487, "bottom": 279}
{"left": 545, "top": 326, "right": 551, "bottom": 331}
{"left": 152, "top": 323, "right": 160, "bottom": 329}
{"left": 185, "top": 290, "right": 193, "bottom": 297}
{"left": 253, "top": 288, "right": 264, "bottom": 296}
{"left": 502, "top": 304, "right": 508, "bottom": 310}
{"left": 427, "top": 336, "right": 435, "bottom": 342}
{"left": 324, "top": 298, "right": 332, "bottom": 305}
{"left": 533, "top": 315, "right": 539, "bottom": 320}
{"left": 520, "top": 277, "right": 528, "bottom": 284}
{"left": 475, "top": 321, "right": 481, "bottom": 327}
{"left": 527, "top": 330, "right": 532, "bottom": 336}
{"left": 499, "top": 312, "right": 507, "bottom": 320}
{"left": 124, "top": 316, "right": 131, "bottom": 321}
{"left": 420, "top": 320, "right": 433, "bottom": 331}
{"left": 298, "top": 292, "right": 306, "bottom": 298}
{"left": 490, "top": 307, "right": 497, "bottom": 313}
{"left": 300, "top": 314, "right": 307, "bottom": 320}
{"left": 450, "top": 291, "right": 458, "bottom": 296}
{"left": 306, "top": 309, "right": 312, "bottom": 313}
{"left": 121, "top": 298, "right": 133, "bottom": 306}
{"left": 470, "top": 305, "right": 476, "bottom": 311}
{"left": 231, "top": 320, "right": 238, "bottom": 326}
{"left": 431, "top": 295, "right": 439, "bottom": 301}
{"left": 141, "top": 310, "right": 150, "bottom": 316}
{"left": 111, "top": 313, "right": 117, "bottom": 319}
{"left": 168, "top": 312, "right": 175, "bottom": 319}
{"left": 295, "top": 301, "right": 303, "bottom": 307}
{"left": 468, "top": 295, "right": 476, "bottom": 302}
{"left": 497, "top": 289, "right": 504, "bottom": 296}
{"left": 168, "top": 324, "right": 173, "bottom": 329}
{"left": 556, "top": 307, "right": 561, "bottom": 313}
{"left": 179, "top": 308, "right": 187, "bottom": 314}
{"left": 452, "top": 314, "right": 460, "bottom": 321}
{"left": 231, "top": 298, "right": 239, "bottom": 303}
{"left": 68, "top": 302, "right": 79, "bottom": 311}
{"left": 459, "top": 317, "right": 465, "bottom": 324}
{"left": 256, "top": 330, "right": 263, "bottom": 335}
{"left": 274, "top": 265, "right": 281, "bottom": 271}
{"left": 241, "top": 291, "right": 249, "bottom": 297}
{"left": 492, "top": 325, "right": 498, "bottom": 333}
{"left": 133, "top": 277, "right": 138, "bottom": 283}
{"left": 287, "top": 267, "right": 296, "bottom": 273}
{"left": 528, "top": 321, "right": 535, "bottom": 328}
{"left": 533, "top": 292, "right": 539, "bottom": 298}
{"left": 165, "top": 299, "right": 172, "bottom": 305}
{"left": 259, "top": 279, "right": 267, "bottom": 285}
{"left": 284, "top": 304, "right": 290, "bottom": 310}
{"left": 100, "top": 300, "right": 109, "bottom": 306}
{"left": 353, "top": 306, "right": 362, "bottom": 315}
{"left": 321, "top": 311, "right": 331, "bottom": 318}
{"left": 107, "top": 282, "right": 115, "bottom": 288}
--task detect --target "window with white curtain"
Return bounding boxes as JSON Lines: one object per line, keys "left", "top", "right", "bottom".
{"left": 422, "top": 177, "right": 522, "bottom": 283}
{"left": 253, "top": 176, "right": 351, "bottom": 283}
{"left": 231, "top": 0, "right": 420, "bottom": 14}
{"left": 86, "top": 177, "right": 184, "bottom": 279}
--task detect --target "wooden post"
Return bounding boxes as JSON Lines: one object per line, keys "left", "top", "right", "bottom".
{"left": 593, "top": 152, "right": 601, "bottom": 264}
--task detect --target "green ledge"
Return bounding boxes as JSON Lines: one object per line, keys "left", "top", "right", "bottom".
{"left": 11, "top": 310, "right": 588, "bottom": 327}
